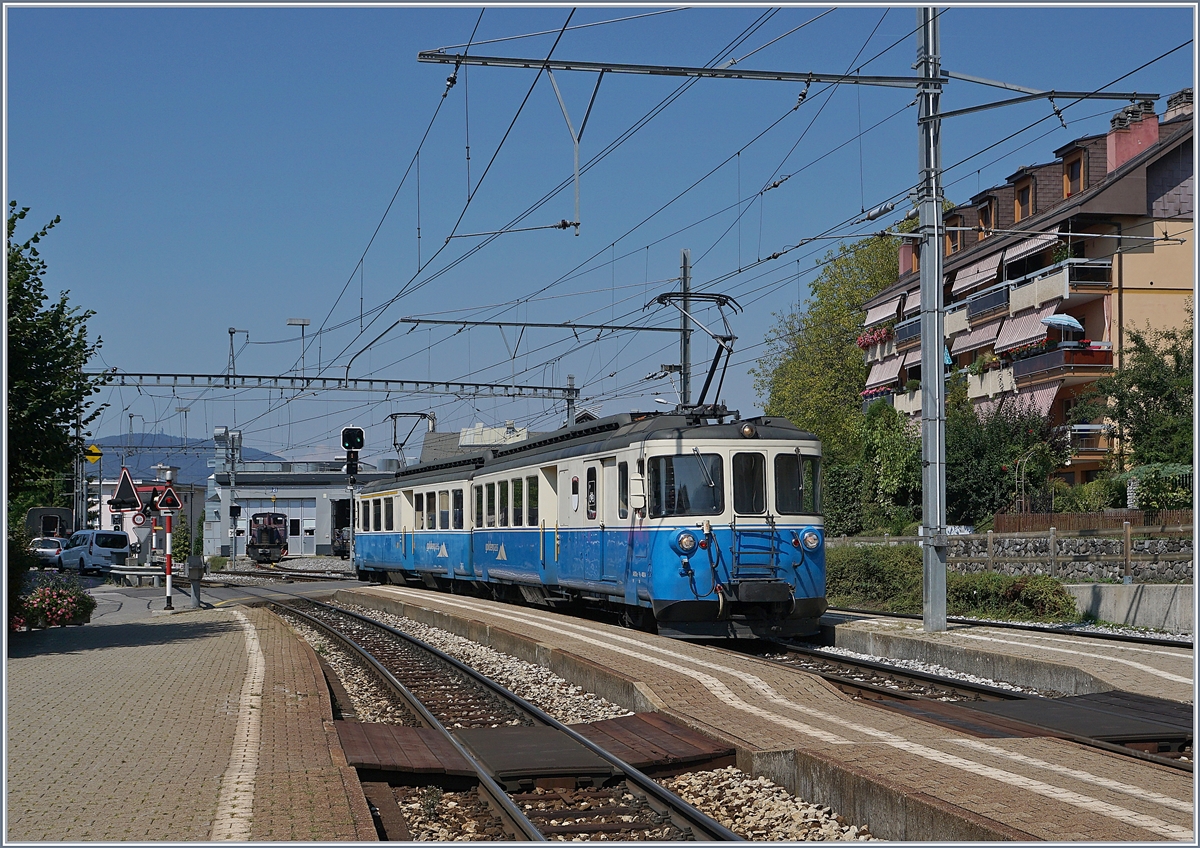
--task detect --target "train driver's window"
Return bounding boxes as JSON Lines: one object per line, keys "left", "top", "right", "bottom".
{"left": 527, "top": 476, "right": 539, "bottom": 525}
{"left": 618, "top": 462, "right": 629, "bottom": 519}
{"left": 414, "top": 493, "right": 425, "bottom": 530}
{"left": 424, "top": 491, "right": 436, "bottom": 531}
{"left": 372, "top": 499, "right": 382, "bottom": 532}
{"left": 384, "top": 498, "right": 394, "bottom": 531}
{"left": 486, "top": 483, "right": 496, "bottom": 527}
{"left": 438, "top": 491, "right": 450, "bottom": 529}
{"left": 512, "top": 478, "right": 524, "bottom": 527}
{"left": 803, "top": 456, "right": 821, "bottom": 514}
{"left": 774, "top": 453, "right": 821, "bottom": 514}
{"left": 586, "top": 467, "right": 598, "bottom": 520}
{"left": 498, "top": 481, "right": 509, "bottom": 527}
{"left": 452, "top": 489, "right": 464, "bottom": 530}
{"left": 733, "top": 453, "right": 766, "bottom": 514}
{"left": 474, "top": 486, "right": 483, "bottom": 529}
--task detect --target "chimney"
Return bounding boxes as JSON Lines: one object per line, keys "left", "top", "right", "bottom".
{"left": 1107, "top": 100, "right": 1159, "bottom": 173}
{"left": 1164, "top": 88, "right": 1193, "bottom": 121}
{"left": 898, "top": 241, "right": 915, "bottom": 277}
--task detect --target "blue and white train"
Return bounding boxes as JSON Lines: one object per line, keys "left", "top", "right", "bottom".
{"left": 353, "top": 410, "right": 827, "bottom": 639}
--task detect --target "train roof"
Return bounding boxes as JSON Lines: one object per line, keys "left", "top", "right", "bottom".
{"left": 359, "top": 411, "right": 818, "bottom": 495}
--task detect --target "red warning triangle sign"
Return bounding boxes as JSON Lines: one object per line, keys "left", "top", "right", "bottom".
{"left": 157, "top": 486, "right": 182, "bottom": 511}
{"left": 108, "top": 467, "right": 143, "bottom": 512}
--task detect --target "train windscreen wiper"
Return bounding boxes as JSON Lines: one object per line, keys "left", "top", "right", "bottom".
{"left": 692, "top": 447, "right": 716, "bottom": 488}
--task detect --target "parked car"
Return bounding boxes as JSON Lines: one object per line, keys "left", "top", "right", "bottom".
{"left": 28, "top": 537, "right": 65, "bottom": 570}
{"left": 60, "top": 530, "right": 132, "bottom": 575}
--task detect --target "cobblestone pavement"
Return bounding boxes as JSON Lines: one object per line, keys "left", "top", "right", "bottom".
{"left": 5, "top": 589, "right": 373, "bottom": 842}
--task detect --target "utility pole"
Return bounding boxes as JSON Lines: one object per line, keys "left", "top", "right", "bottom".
{"left": 680, "top": 249, "right": 692, "bottom": 406}
{"left": 916, "top": 7, "right": 947, "bottom": 632}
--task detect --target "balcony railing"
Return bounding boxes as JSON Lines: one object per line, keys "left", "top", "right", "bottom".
{"left": 967, "top": 286, "right": 1009, "bottom": 319}
{"left": 966, "top": 366, "right": 1016, "bottom": 399}
{"left": 1064, "top": 423, "right": 1109, "bottom": 453}
{"left": 894, "top": 318, "right": 921, "bottom": 348}
{"left": 1012, "top": 346, "right": 1114, "bottom": 380}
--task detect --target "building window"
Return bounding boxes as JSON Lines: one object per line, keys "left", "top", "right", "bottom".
{"left": 944, "top": 215, "right": 964, "bottom": 255}
{"left": 977, "top": 200, "right": 994, "bottom": 239}
{"left": 1014, "top": 178, "right": 1033, "bottom": 222}
{"left": 1063, "top": 153, "right": 1083, "bottom": 197}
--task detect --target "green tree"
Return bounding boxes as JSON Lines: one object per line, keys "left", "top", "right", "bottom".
{"left": 859, "top": 400, "right": 922, "bottom": 533}
{"left": 1071, "top": 311, "right": 1194, "bottom": 467}
{"left": 752, "top": 230, "right": 907, "bottom": 465}
{"left": 7, "top": 202, "right": 109, "bottom": 496}
{"left": 194, "top": 514, "right": 205, "bottom": 556}
{"left": 172, "top": 519, "right": 192, "bottom": 563}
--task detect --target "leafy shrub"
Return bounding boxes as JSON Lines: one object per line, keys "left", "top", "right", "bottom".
{"left": 207, "top": 556, "right": 228, "bottom": 572}
{"left": 21, "top": 573, "right": 97, "bottom": 628}
{"left": 828, "top": 544, "right": 1080, "bottom": 622}
{"left": 821, "top": 464, "right": 864, "bottom": 537}
{"left": 1135, "top": 468, "right": 1192, "bottom": 510}
{"left": 7, "top": 528, "right": 38, "bottom": 629}
{"left": 1052, "top": 477, "right": 1123, "bottom": 513}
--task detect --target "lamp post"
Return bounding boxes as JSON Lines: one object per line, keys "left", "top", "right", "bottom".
{"left": 287, "top": 318, "right": 311, "bottom": 378}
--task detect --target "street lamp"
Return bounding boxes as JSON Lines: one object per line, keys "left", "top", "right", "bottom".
{"left": 287, "top": 318, "right": 311, "bottom": 377}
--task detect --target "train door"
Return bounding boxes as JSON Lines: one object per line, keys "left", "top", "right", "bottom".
{"left": 601, "top": 458, "right": 623, "bottom": 581}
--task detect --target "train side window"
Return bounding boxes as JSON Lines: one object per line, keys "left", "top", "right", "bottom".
{"left": 733, "top": 453, "right": 766, "bottom": 514}
{"left": 438, "top": 491, "right": 450, "bottom": 530}
{"left": 384, "top": 498, "right": 394, "bottom": 531}
{"left": 414, "top": 493, "right": 425, "bottom": 530}
{"left": 527, "top": 476, "right": 539, "bottom": 525}
{"left": 424, "top": 491, "right": 436, "bottom": 531}
{"left": 586, "top": 467, "right": 598, "bottom": 520}
{"left": 774, "top": 454, "right": 802, "bottom": 514}
{"left": 512, "top": 478, "right": 523, "bottom": 526}
{"left": 486, "top": 483, "right": 496, "bottom": 527}
{"left": 372, "top": 499, "right": 382, "bottom": 532}
{"left": 474, "top": 486, "right": 483, "bottom": 528}
{"left": 803, "top": 456, "right": 821, "bottom": 514}
{"left": 498, "top": 480, "right": 509, "bottom": 527}
{"left": 452, "top": 489, "right": 464, "bottom": 530}
{"left": 571, "top": 476, "right": 580, "bottom": 512}
{"left": 618, "top": 462, "right": 629, "bottom": 519}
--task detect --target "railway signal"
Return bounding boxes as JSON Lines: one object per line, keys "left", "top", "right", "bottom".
{"left": 341, "top": 427, "right": 365, "bottom": 450}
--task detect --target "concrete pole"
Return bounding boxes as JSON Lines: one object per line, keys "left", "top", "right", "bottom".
{"left": 917, "top": 7, "right": 947, "bottom": 632}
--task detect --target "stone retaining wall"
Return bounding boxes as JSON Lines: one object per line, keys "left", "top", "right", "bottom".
{"left": 946, "top": 535, "right": 1193, "bottom": 582}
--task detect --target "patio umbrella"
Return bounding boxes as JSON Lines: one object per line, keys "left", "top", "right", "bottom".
{"left": 1040, "top": 313, "right": 1084, "bottom": 342}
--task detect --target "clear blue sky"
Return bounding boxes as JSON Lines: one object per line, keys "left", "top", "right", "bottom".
{"left": 6, "top": 3, "right": 1194, "bottom": 466}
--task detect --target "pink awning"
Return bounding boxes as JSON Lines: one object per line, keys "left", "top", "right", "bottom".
{"left": 973, "top": 396, "right": 1004, "bottom": 420}
{"left": 865, "top": 355, "right": 904, "bottom": 389}
{"left": 950, "top": 251, "right": 1003, "bottom": 296}
{"left": 1008, "top": 380, "right": 1062, "bottom": 418}
{"left": 950, "top": 318, "right": 1004, "bottom": 355}
{"left": 863, "top": 296, "right": 901, "bottom": 327}
{"left": 1003, "top": 232, "right": 1060, "bottom": 266}
{"left": 902, "top": 348, "right": 922, "bottom": 368}
{"left": 994, "top": 303, "right": 1059, "bottom": 353}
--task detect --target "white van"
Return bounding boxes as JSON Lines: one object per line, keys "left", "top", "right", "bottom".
{"left": 61, "top": 530, "right": 132, "bottom": 575}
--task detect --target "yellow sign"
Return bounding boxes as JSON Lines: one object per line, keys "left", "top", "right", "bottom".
{"left": 84, "top": 445, "right": 102, "bottom": 464}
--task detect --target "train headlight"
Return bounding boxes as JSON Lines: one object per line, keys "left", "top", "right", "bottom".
{"left": 674, "top": 530, "right": 699, "bottom": 554}
{"left": 739, "top": 422, "right": 758, "bottom": 439}
{"left": 801, "top": 530, "right": 821, "bottom": 551}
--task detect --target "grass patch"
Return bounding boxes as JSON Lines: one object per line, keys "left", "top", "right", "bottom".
{"left": 827, "top": 544, "right": 1081, "bottom": 622}
{"left": 206, "top": 556, "right": 228, "bottom": 572}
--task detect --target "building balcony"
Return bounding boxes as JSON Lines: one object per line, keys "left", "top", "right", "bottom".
{"left": 894, "top": 388, "right": 921, "bottom": 416}
{"left": 894, "top": 318, "right": 921, "bottom": 350}
{"left": 967, "top": 286, "right": 1009, "bottom": 319}
{"left": 1064, "top": 423, "right": 1110, "bottom": 456}
{"left": 1012, "top": 345, "right": 1114, "bottom": 384}
{"left": 861, "top": 392, "right": 894, "bottom": 414}
{"left": 966, "top": 365, "right": 1016, "bottom": 399}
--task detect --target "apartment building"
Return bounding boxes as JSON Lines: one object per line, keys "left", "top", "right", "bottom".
{"left": 859, "top": 88, "right": 1193, "bottom": 484}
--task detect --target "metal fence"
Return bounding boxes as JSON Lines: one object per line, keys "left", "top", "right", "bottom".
{"left": 994, "top": 509, "right": 1193, "bottom": 533}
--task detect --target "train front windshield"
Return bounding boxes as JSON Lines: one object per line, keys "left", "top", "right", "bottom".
{"left": 648, "top": 454, "right": 724, "bottom": 517}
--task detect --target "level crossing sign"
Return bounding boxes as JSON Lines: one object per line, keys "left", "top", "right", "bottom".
{"left": 157, "top": 486, "right": 182, "bottom": 511}
{"left": 107, "top": 467, "right": 142, "bottom": 512}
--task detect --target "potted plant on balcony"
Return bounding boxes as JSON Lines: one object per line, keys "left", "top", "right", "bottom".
{"left": 904, "top": 378, "right": 921, "bottom": 393}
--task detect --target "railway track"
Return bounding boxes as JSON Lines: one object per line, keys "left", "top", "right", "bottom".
{"left": 747, "top": 640, "right": 1193, "bottom": 771}
{"left": 270, "top": 599, "right": 742, "bottom": 842}
{"left": 824, "top": 606, "right": 1194, "bottom": 647}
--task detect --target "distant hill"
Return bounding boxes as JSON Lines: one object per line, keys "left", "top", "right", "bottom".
{"left": 91, "top": 434, "right": 285, "bottom": 486}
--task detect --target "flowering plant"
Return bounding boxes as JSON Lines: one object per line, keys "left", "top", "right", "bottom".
{"left": 1008, "top": 337, "right": 1049, "bottom": 361}
{"left": 860, "top": 385, "right": 894, "bottom": 400}
{"left": 21, "top": 574, "right": 96, "bottom": 628}
{"left": 856, "top": 324, "right": 893, "bottom": 350}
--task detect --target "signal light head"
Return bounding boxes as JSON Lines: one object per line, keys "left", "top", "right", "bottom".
{"left": 341, "top": 426, "right": 365, "bottom": 450}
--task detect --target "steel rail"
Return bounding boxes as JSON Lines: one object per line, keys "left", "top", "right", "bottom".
{"left": 314, "top": 600, "right": 744, "bottom": 841}
{"left": 270, "top": 602, "right": 546, "bottom": 841}
{"left": 824, "top": 607, "right": 1194, "bottom": 648}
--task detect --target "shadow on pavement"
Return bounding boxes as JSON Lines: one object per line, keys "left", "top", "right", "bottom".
{"left": 6, "top": 617, "right": 243, "bottom": 658}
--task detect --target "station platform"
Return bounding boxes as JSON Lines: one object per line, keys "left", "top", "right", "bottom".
{"left": 335, "top": 585, "right": 1195, "bottom": 843}
{"left": 5, "top": 586, "right": 375, "bottom": 843}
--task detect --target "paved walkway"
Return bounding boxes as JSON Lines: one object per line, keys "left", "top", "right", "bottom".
{"left": 5, "top": 587, "right": 374, "bottom": 843}
{"left": 339, "top": 585, "right": 1194, "bottom": 843}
